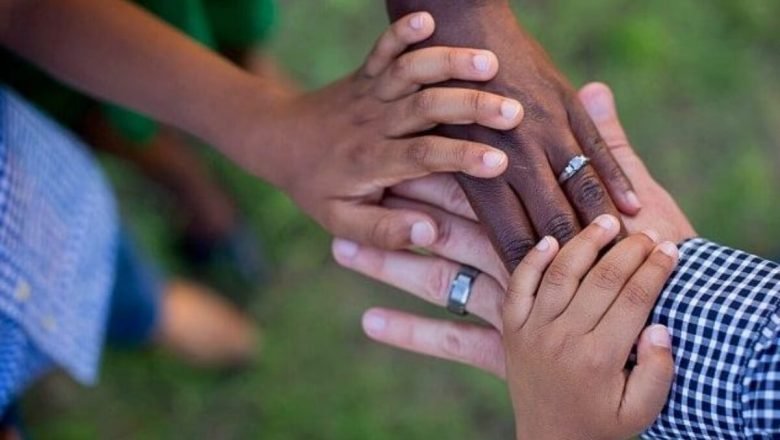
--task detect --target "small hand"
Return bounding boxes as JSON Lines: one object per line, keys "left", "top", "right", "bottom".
{"left": 504, "top": 218, "right": 676, "bottom": 440}
{"left": 267, "top": 12, "right": 524, "bottom": 250}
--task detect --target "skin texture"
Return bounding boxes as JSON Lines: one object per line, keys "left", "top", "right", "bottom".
{"left": 333, "top": 85, "right": 690, "bottom": 435}
{"left": 0, "top": 1, "right": 525, "bottom": 250}
{"left": 331, "top": 82, "right": 696, "bottom": 378}
{"left": 503, "top": 220, "right": 676, "bottom": 439}
{"left": 386, "top": 0, "right": 640, "bottom": 269}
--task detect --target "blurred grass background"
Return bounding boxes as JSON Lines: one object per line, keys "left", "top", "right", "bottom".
{"left": 24, "top": 0, "right": 780, "bottom": 438}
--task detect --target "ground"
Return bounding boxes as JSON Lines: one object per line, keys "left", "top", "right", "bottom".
{"left": 24, "top": 0, "right": 780, "bottom": 438}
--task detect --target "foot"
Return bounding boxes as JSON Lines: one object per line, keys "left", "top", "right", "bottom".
{"left": 155, "top": 279, "right": 259, "bottom": 368}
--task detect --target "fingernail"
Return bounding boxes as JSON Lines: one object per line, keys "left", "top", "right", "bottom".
{"left": 535, "top": 236, "right": 552, "bottom": 252}
{"left": 625, "top": 191, "right": 642, "bottom": 210}
{"left": 594, "top": 214, "right": 618, "bottom": 231}
{"left": 500, "top": 100, "right": 522, "bottom": 120}
{"left": 586, "top": 90, "right": 613, "bottom": 121}
{"left": 658, "top": 241, "right": 679, "bottom": 258}
{"left": 472, "top": 53, "right": 491, "bottom": 72}
{"left": 482, "top": 151, "right": 506, "bottom": 168}
{"left": 641, "top": 229, "right": 660, "bottom": 243}
{"left": 411, "top": 221, "right": 436, "bottom": 246}
{"left": 363, "top": 311, "right": 387, "bottom": 335}
{"left": 648, "top": 325, "right": 671, "bottom": 349}
{"left": 333, "top": 239, "right": 359, "bottom": 262}
{"left": 409, "top": 13, "right": 426, "bottom": 30}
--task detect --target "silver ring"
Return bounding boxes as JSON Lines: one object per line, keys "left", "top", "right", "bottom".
{"left": 558, "top": 155, "right": 591, "bottom": 184}
{"left": 447, "top": 265, "right": 480, "bottom": 316}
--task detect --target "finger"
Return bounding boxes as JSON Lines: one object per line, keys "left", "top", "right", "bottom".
{"left": 362, "top": 12, "right": 435, "bottom": 78}
{"left": 377, "top": 136, "right": 509, "bottom": 180}
{"left": 544, "top": 133, "right": 624, "bottom": 234}
{"left": 389, "top": 174, "right": 478, "bottom": 221}
{"left": 382, "top": 197, "right": 507, "bottom": 286}
{"left": 458, "top": 176, "right": 538, "bottom": 272}
{"left": 361, "top": 308, "right": 506, "bottom": 378}
{"left": 527, "top": 214, "right": 621, "bottom": 327}
{"left": 326, "top": 203, "right": 438, "bottom": 250}
{"left": 500, "top": 138, "right": 582, "bottom": 245}
{"left": 332, "top": 240, "right": 504, "bottom": 328}
{"left": 374, "top": 47, "right": 499, "bottom": 100}
{"left": 620, "top": 325, "right": 674, "bottom": 432}
{"left": 385, "top": 88, "right": 523, "bottom": 137}
{"left": 578, "top": 83, "right": 649, "bottom": 178}
{"left": 504, "top": 237, "right": 559, "bottom": 331}
{"left": 561, "top": 230, "right": 659, "bottom": 333}
{"left": 568, "top": 97, "right": 641, "bottom": 215}
{"left": 595, "top": 242, "right": 679, "bottom": 356}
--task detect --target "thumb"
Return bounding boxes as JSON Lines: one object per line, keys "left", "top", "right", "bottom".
{"left": 578, "top": 82, "right": 648, "bottom": 174}
{"left": 621, "top": 324, "right": 675, "bottom": 432}
{"left": 327, "top": 204, "right": 438, "bottom": 250}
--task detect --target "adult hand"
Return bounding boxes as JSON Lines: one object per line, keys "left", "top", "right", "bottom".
{"left": 387, "top": 0, "right": 640, "bottom": 269}
{"left": 504, "top": 217, "right": 676, "bottom": 439}
{"left": 332, "top": 82, "right": 696, "bottom": 377}
{"left": 254, "top": 12, "right": 524, "bottom": 250}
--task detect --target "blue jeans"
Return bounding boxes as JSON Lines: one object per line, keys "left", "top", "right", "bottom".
{"left": 105, "top": 229, "right": 163, "bottom": 346}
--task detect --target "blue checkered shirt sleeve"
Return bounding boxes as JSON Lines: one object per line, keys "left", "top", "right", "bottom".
{"left": 0, "top": 88, "right": 117, "bottom": 411}
{"left": 643, "top": 238, "right": 780, "bottom": 439}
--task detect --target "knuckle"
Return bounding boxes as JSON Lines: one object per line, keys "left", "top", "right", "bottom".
{"left": 544, "top": 262, "right": 570, "bottom": 289}
{"left": 592, "top": 261, "right": 626, "bottom": 290}
{"left": 411, "top": 89, "right": 436, "bottom": 114}
{"left": 390, "top": 53, "right": 413, "bottom": 80}
{"left": 433, "top": 215, "right": 454, "bottom": 248}
{"left": 449, "top": 142, "right": 471, "bottom": 168}
{"left": 444, "top": 179, "right": 472, "bottom": 214}
{"left": 347, "top": 142, "right": 374, "bottom": 168}
{"left": 405, "top": 138, "right": 434, "bottom": 167}
{"left": 465, "top": 90, "right": 486, "bottom": 114}
{"left": 543, "top": 213, "right": 578, "bottom": 243}
{"left": 622, "top": 282, "right": 655, "bottom": 308}
{"left": 583, "top": 350, "right": 611, "bottom": 373}
{"left": 495, "top": 227, "right": 536, "bottom": 270}
{"left": 571, "top": 173, "right": 608, "bottom": 209}
{"left": 444, "top": 48, "right": 459, "bottom": 73}
{"left": 538, "top": 330, "right": 572, "bottom": 363}
{"left": 368, "top": 213, "right": 400, "bottom": 248}
{"left": 424, "top": 260, "right": 453, "bottom": 303}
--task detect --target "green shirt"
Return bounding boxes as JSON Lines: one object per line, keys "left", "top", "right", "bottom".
{"left": 1, "top": 0, "right": 277, "bottom": 144}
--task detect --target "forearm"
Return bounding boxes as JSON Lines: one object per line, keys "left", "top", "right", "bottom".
{"left": 0, "top": 0, "right": 294, "bottom": 185}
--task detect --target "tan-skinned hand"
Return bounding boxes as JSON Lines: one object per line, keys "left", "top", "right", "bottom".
{"left": 503, "top": 217, "right": 676, "bottom": 440}
{"left": 263, "top": 12, "right": 525, "bottom": 250}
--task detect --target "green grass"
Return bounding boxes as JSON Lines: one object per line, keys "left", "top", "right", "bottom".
{"left": 24, "top": 0, "right": 780, "bottom": 438}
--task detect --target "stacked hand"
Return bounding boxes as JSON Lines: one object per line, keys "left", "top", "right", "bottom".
{"left": 333, "top": 82, "right": 697, "bottom": 437}
{"left": 387, "top": 0, "right": 642, "bottom": 268}
{"left": 256, "top": 12, "right": 524, "bottom": 250}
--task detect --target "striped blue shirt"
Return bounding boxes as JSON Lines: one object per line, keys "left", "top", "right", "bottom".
{"left": 0, "top": 88, "right": 117, "bottom": 410}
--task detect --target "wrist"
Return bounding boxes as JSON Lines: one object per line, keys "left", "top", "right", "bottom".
{"left": 203, "top": 72, "right": 300, "bottom": 188}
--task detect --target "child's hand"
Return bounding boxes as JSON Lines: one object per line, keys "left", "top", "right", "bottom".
{"left": 268, "top": 12, "right": 525, "bottom": 251}
{"left": 504, "top": 215, "right": 677, "bottom": 440}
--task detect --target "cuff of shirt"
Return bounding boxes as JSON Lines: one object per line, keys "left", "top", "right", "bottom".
{"left": 643, "top": 238, "right": 780, "bottom": 439}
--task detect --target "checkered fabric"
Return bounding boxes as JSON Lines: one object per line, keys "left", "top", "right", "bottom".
{"left": 643, "top": 238, "right": 780, "bottom": 439}
{"left": 0, "top": 88, "right": 118, "bottom": 410}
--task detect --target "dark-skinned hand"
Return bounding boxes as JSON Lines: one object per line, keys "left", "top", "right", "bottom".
{"left": 386, "top": 0, "right": 641, "bottom": 269}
